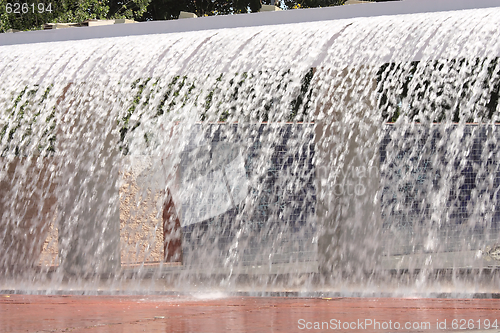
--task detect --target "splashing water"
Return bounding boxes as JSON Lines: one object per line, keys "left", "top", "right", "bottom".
{"left": 1, "top": 4, "right": 500, "bottom": 296}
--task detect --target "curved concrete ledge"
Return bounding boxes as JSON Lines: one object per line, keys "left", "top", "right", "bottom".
{"left": 1, "top": 0, "right": 500, "bottom": 46}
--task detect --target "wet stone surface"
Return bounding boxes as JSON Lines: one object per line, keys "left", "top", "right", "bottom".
{"left": 1, "top": 294, "right": 500, "bottom": 332}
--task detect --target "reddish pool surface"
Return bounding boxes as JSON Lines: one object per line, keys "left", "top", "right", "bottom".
{"left": 1, "top": 294, "right": 500, "bottom": 332}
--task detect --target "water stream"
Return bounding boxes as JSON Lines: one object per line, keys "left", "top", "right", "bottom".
{"left": 1, "top": 6, "right": 500, "bottom": 295}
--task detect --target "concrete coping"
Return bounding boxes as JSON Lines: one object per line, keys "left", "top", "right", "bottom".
{"left": 1, "top": 0, "right": 500, "bottom": 46}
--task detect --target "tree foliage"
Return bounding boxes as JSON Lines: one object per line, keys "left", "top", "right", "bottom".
{"left": 279, "top": 0, "right": 345, "bottom": 10}
{"left": 143, "top": 0, "right": 346, "bottom": 20}
{"left": 0, "top": 0, "right": 150, "bottom": 32}
{"left": 0, "top": 0, "right": 346, "bottom": 33}
{"left": 108, "top": 0, "right": 151, "bottom": 20}
{"left": 141, "top": 0, "right": 262, "bottom": 21}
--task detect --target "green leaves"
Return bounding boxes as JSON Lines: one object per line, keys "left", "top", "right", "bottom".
{"left": 1, "top": 84, "right": 57, "bottom": 156}
{"left": 0, "top": 0, "right": 148, "bottom": 32}
{"left": 109, "top": 0, "right": 151, "bottom": 20}
{"left": 278, "top": 0, "right": 345, "bottom": 9}
{"left": 377, "top": 58, "right": 500, "bottom": 123}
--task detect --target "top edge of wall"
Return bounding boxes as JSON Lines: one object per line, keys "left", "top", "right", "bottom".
{"left": 1, "top": 0, "right": 500, "bottom": 46}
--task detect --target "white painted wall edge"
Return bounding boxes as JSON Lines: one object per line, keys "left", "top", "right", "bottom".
{"left": 1, "top": 0, "right": 500, "bottom": 46}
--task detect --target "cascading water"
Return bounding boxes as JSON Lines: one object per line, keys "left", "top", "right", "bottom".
{"left": 1, "top": 3, "right": 500, "bottom": 296}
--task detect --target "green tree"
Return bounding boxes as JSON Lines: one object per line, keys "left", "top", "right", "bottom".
{"left": 0, "top": 0, "right": 150, "bottom": 32}
{"left": 140, "top": 0, "right": 262, "bottom": 21}
{"left": 278, "top": 0, "right": 345, "bottom": 10}
{"left": 108, "top": 0, "right": 151, "bottom": 20}
{"left": 141, "top": 0, "right": 346, "bottom": 21}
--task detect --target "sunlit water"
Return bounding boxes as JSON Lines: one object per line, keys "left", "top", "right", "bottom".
{"left": 1, "top": 6, "right": 500, "bottom": 296}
